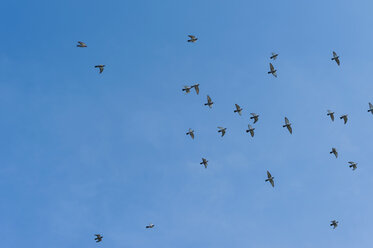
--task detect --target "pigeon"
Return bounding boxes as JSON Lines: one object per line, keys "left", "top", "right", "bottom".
{"left": 268, "top": 63, "right": 277, "bottom": 77}
{"left": 270, "top": 52, "right": 278, "bottom": 60}
{"left": 246, "top": 124, "right": 255, "bottom": 137}
{"left": 340, "top": 114, "right": 348, "bottom": 124}
{"left": 182, "top": 86, "right": 192, "bottom": 93}
{"left": 330, "top": 148, "right": 338, "bottom": 158}
{"left": 204, "top": 95, "right": 214, "bottom": 108}
{"left": 330, "top": 220, "right": 339, "bottom": 229}
{"left": 250, "top": 113, "right": 259, "bottom": 124}
{"left": 191, "top": 84, "right": 200, "bottom": 95}
{"left": 283, "top": 117, "right": 292, "bottom": 134}
{"left": 200, "top": 158, "right": 208, "bottom": 168}
{"left": 234, "top": 104, "right": 243, "bottom": 116}
{"left": 217, "top": 127, "right": 227, "bottom": 137}
{"left": 327, "top": 110, "right": 335, "bottom": 122}
{"left": 368, "top": 102, "right": 373, "bottom": 114}
{"left": 77, "top": 41, "right": 87, "bottom": 47}
{"left": 348, "top": 161, "right": 358, "bottom": 171}
{"left": 187, "top": 35, "right": 198, "bottom": 43}
{"left": 146, "top": 223, "right": 155, "bottom": 229}
{"left": 331, "top": 51, "right": 340, "bottom": 66}
{"left": 265, "top": 171, "right": 274, "bottom": 187}
{"left": 95, "top": 65, "right": 105, "bottom": 74}
{"left": 186, "top": 128, "right": 194, "bottom": 139}
{"left": 94, "top": 234, "right": 103, "bottom": 243}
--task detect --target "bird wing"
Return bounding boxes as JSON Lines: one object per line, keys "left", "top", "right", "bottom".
{"left": 287, "top": 125, "right": 292, "bottom": 134}
{"left": 335, "top": 57, "right": 340, "bottom": 65}
{"left": 221, "top": 129, "right": 226, "bottom": 136}
{"left": 370, "top": 102, "right": 373, "bottom": 109}
{"left": 99, "top": 67, "right": 104, "bottom": 73}
{"left": 285, "top": 117, "right": 290, "bottom": 125}
{"left": 330, "top": 113, "right": 335, "bottom": 121}
{"left": 235, "top": 104, "right": 240, "bottom": 110}
{"left": 270, "top": 63, "right": 274, "bottom": 71}
{"left": 343, "top": 115, "right": 348, "bottom": 124}
{"left": 250, "top": 129, "right": 254, "bottom": 137}
{"left": 218, "top": 126, "right": 224, "bottom": 130}
{"left": 207, "top": 95, "right": 212, "bottom": 103}
{"left": 190, "top": 132, "right": 194, "bottom": 139}
{"left": 194, "top": 85, "right": 199, "bottom": 94}
{"left": 267, "top": 171, "right": 272, "bottom": 178}
{"left": 270, "top": 179, "right": 274, "bottom": 187}
{"left": 348, "top": 161, "right": 354, "bottom": 164}
{"left": 333, "top": 51, "right": 337, "bottom": 57}
{"left": 188, "top": 35, "right": 195, "bottom": 39}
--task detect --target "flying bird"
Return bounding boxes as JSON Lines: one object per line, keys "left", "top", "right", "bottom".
{"left": 268, "top": 63, "right": 277, "bottom": 77}
{"left": 187, "top": 35, "right": 198, "bottom": 43}
{"left": 94, "top": 234, "right": 103, "bottom": 243}
{"left": 368, "top": 102, "right": 373, "bottom": 114}
{"left": 182, "top": 86, "right": 192, "bottom": 93}
{"left": 77, "top": 41, "right": 87, "bottom": 47}
{"left": 191, "top": 84, "right": 200, "bottom": 95}
{"left": 327, "top": 110, "right": 335, "bottom": 122}
{"left": 95, "top": 65, "right": 105, "bottom": 74}
{"left": 330, "top": 220, "right": 339, "bottom": 229}
{"left": 246, "top": 124, "right": 255, "bottom": 137}
{"left": 340, "top": 114, "right": 348, "bottom": 124}
{"left": 270, "top": 52, "right": 278, "bottom": 60}
{"left": 234, "top": 104, "right": 243, "bottom": 115}
{"left": 186, "top": 128, "right": 194, "bottom": 139}
{"left": 331, "top": 51, "right": 340, "bottom": 66}
{"left": 204, "top": 95, "right": 214, "bottom": 108}
{"left": 283, "top": 117, "right": 292, "bottom": 134}
{"left": 146, "top": 223, "right": 155, "bottom": 229}
{"left": 200, "top": 158, "right": 208, "bottom": 168}
{"left": 330, "top": 148, "right": 338, "bottom": 158}
{"left": 348, "top": 161, "right": 358, "bottom": 171}
{"left": 217, "top": 127, "right": 227, "bottom": 137}
{"left": 250, "top": 113, "right": 259, "bottom": 123}
{"left": 265, "top": 171, "right": 275, "bottom": 187}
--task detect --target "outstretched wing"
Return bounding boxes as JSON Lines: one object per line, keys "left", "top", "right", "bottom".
{"left": 188, "top": 35, "right": 195, "bottom": 39}
{"left": 235, "top": 104, "right": 240, "bottom": 110}
{"left": 207, "top": 95, "right": 212, "bottom": 103}
{"left": 287, "top": 125, "right": 292, "bottom": 134}
{"left": 190, "top": 131, "right": 194, "bottom": 139}
{"left": 343, "top": 115, "right": 348, "bottom": 124}
{"left": 369, "top": 102, "right": 373, "bottom": 109}
{"left": 270, "top": 63, "right": 274, "bottom": 71}
{"left": 333, "top": 51, "right": 337, "bottom": 57}
{"left": 250, "top": 129, "right": 254, "bottom": 137}
{"left": 270, "top": 179, "right": 274, "bottom": 187}
{"left": 267, "top": 170, "right": 271, "bottom": 178}
{"left": 335, "top": 57, "right": 340, "bottom": 66}
{"left": 194, "top": 85, "right": 199, "bottom": 94}
{"left": 285, "top": 117, "right": 290, "bottom": 125}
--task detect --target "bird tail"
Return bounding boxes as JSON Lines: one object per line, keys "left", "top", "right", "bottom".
{"left": 282, "top": 125, "right": 286, "bottom": 127}
{"left": 267, "top": 72, "right": 271, "bottom": 74}
{"left": 246, "top": 130, "right": 249, "bottom": 133}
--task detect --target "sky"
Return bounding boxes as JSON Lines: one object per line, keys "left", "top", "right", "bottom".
{"left": 1, "top": 0, "right": 373, "bottom": 247}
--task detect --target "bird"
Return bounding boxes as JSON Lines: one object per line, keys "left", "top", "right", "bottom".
{"left": 265, "top": 171, "right": 274, "bottom": 187}
{"left": 95, "top": 65, "right": 105, "bottom": 74}
{"left": 234, "top": 104, "right": 243, "bottom": 115}
{"left": 186, "top": 128, "right": 194, "bottom": 139}
{"left": 94, "top": 234, "right": 103, "bottom": 243}
{"left": 340, "top": 114, "right": 348, "bottom": 124}
{"left": 146, "top": 223, "right": 155, "bottom": 229}
{"left": 77, "top": 41, "right": 87, "bottom": 47}
{"left": 268, "top": 63, "right": 277, "bottom": 77}
{"left": 283, "top": 117, "right": 292, "bottom": 134}
{"left": 204, "top": 95, "right": 214, "bottom": 108}
{"left": 246, "top": 124, "right": 255, "bottom": 137}
{"left": 191, "top": 84, "right": 200, "bottom": 95}
{"left": 187, "top": 35, "right": 198, "bottom": 43}
{"left": 270, "top": 52, "right": 278, "bottom": 60}
{"left": 331, "top": 51, "right": 340, "bottom": 66}
{"left": 330, "top": 220, "right": 339, "bottom": 229}
{"left": 327, "top": 110, "right": 335, "bottom": 122}
{"left": 348, "top": 161, "right": 358, "bottom": 171}
{"left": 200, "top": 158, "right": 208, "bottom": 168}
{"left": 368, "top": 102, "right": 373, "bottom": 114}
{"left": 217, "top": 127, "right": 227, "bottom": 137}
{"left": 250, "top": 113, "right": 259, "bottom": 123}
{"left": 182, "top": 86, "right": 192, "bottom": 93}
{"left": 330, "top": 148, "right": 338, "bottom": 158}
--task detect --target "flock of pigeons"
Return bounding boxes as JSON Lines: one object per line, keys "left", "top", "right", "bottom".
{"left": 75, "top": 35, "right": 373, "bottom": 243}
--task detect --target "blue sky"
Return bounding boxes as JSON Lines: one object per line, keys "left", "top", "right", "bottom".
{"left": 1, "top": 0, "right": 373, "bottom": 247}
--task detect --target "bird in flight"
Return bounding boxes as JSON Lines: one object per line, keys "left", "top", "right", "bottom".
{"left": 327, "top": 110, "right": 335, "bottom": 122}
{"left": 146, "top": 223, "right": 155, "bottom": 229}
{"left": 246, "top": 124, "right": 255, "bottom": 137}
{"left": 368, "top": 102, "right": 373, "bottom": 114}
{"left": 191, "top": 84, "right": 200, "bottom": 95}
{"left": 95, "top": 65, "right": 105, "bottom": 74}
{"left": 250, "top": 113, "right": 259, "bottom": 123}
{"left": 270, "top": 52, "right": 278, "bottom": 60}
{"left": 94, "top": 234, "right": 103, "bottom": 243}
{"left": 330, "top": 148, "right": 338, "bottom": 158}
{"left": 340, "top": 114, "right": 348, "bottom": 124}
{"left": 187, "top": 35, "right": 198, "bottom": 43}
{"left": 200, "top": 158, "right": 208, "bottom": 168}
{"left": 283, "top": 117, "right": 292, "bottom": 134}
{"left": 217, "top": 127, "right": 227, "bottom": 137}
{"left": 234, "top": 104, "right": 243, "bottom": 116}
{"left": 182, "top": 86, "right": 192, "bottom": 93}
{"left": 268, "top": 63, "right": 277, "bottom": 77}
{"left": 204, "top": 95, "right": 214, "bottom": 108}
{"left": 330, "top": 220, "right": 339, "bottom": 229}
{"left": 186, "top": 128, "right": 194, "bottom": 139}
{"left": 331, "top": 51, "right": 340, "bottom": 66}
{"left": 265, "top": 171, "right": 275, "bottom": 187}
{"left": 348, "top": 161, "right": 358, "bottom": 171}
{"left": 77, "top": 41, "right": 87, "bottom": 47}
